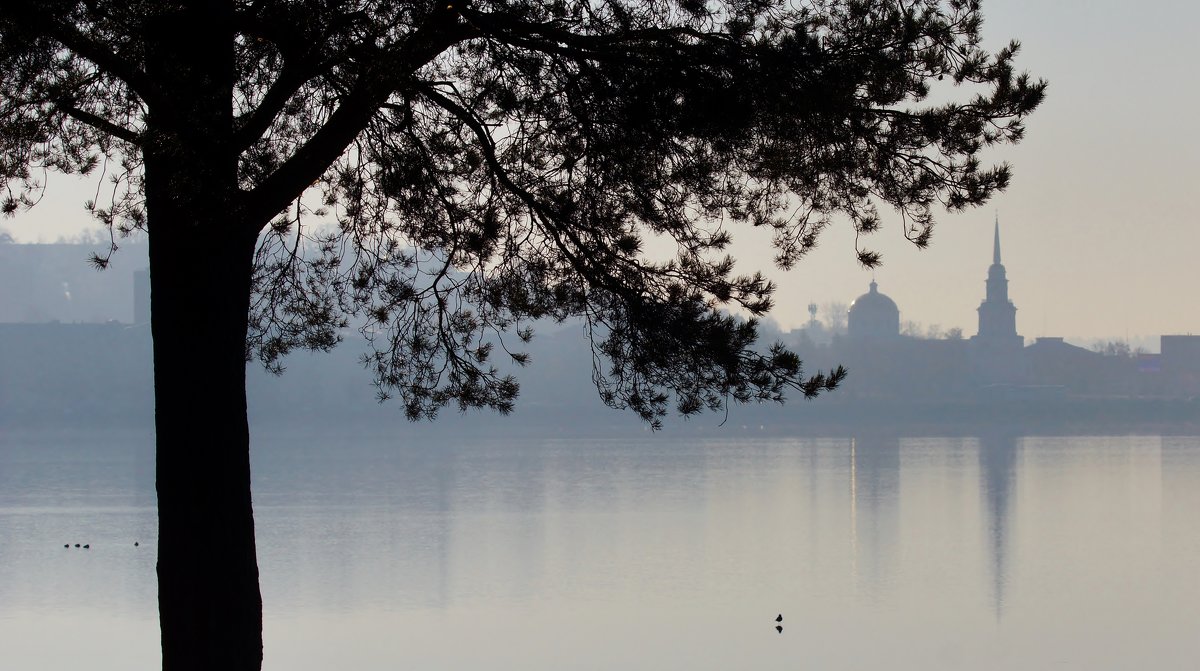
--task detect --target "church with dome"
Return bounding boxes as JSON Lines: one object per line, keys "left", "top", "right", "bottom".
{"left": 0, "top": 220, "right": 1198, "bottom": 427}
{"left": 847, "top": 280, "right": 900, "bottom": 342}
{"left": 788, "top": 219, "right": 1200, "bottom": 405}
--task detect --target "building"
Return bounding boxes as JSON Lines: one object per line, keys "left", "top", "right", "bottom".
{"left": 0, "top": 241, "right": 148, "bottom": 323}
{"left": 787, "top": 217, "right": 1199, "bottom": 410}
{"left": 1160, "top": 335, "right": 1200, "bottom": 397}
{"left": 973, "top": 219, "right": 1022, "bottom": 349}
{"left": 969, "top": 219, "right": 1026, "bottom": 385}
{"left": 1, "top": 237, "right": 1197, "bottom": 429}
{"left": 847, "top": 280, "right": 900, "bottom": 342}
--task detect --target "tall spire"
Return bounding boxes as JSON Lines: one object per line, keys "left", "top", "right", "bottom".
{"left": 993, "top": 214, "right": 1002, "bottom": 266}
{"left": 977, "top": 210, "right": 1019, "bottom": 347}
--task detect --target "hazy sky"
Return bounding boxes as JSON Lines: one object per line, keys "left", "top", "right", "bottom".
{"left": 4, "top": 0, "right": 1196, "bottom": 342}
{"left": 768, "top": 0, "right": 1200, "bottom": 342}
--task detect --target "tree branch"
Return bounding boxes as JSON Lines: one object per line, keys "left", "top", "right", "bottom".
{"left": 1, "top": 4, "right": 163, "bottom": 108}
{"left": 232, "top": 63, "right": 317, "bottom": 152}
{"left": 57, "top": 102, "right": 141, "bottom": 145}
{"left": 241, "top": 80, "right": 382, "bottom": 226}
{"left": 418, "top": 85, "right": 618, "bottom": 296}
{"left": 242, "top": 11, "right": 477, "bottom": 228}
{"left": 460, "top": 9, "right": 725, "bottom": 63}
{"left": 230, "top": 7, "right": 356, "bottom": 152}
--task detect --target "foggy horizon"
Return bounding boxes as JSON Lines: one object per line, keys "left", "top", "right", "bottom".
{"left": 0, "top": 235, "right": 1188, "bottom": 357}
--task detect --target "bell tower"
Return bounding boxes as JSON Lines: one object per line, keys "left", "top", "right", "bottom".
{"left": 975, "top": 217, "right": 1021, "bottom": 347}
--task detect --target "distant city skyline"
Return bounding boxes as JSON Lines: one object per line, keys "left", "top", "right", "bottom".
{"left": 4, "top": 0, "right": 1196, "bottom": 341}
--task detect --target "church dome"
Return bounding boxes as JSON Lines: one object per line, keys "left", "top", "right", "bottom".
{"left": 848, "top": 280, "right": 900, "bottom": 340}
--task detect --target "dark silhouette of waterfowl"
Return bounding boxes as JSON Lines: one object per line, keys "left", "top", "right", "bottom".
{"left": 134, "top": 542, "right": 139, "bottom": 547}
{"left": 74, "top": 543, "right": 80, "bottom": 548}
{"left": 776, "top": 625, "right": 783, "bottom": 634}
{"left": 775, "top": 614, "right": 783, "bottom": 623}
{"left": 83, "top": 544, "right": 90, "bottom": 549}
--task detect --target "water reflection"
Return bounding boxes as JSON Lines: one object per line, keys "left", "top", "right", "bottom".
{"left": 977, "top": 430, "right": 1019, "bottom": 620}
{"left": 3, "top": 429, "right": 1200, "bottom": 670}
{"left": 848, "top": 433, "right": 900, "bottom": 598}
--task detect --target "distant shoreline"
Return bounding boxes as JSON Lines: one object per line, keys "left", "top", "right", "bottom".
{"left": 4, "top": 395, "right": 1197, "bottom": 439}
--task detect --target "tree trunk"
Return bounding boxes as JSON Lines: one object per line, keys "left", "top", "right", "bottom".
{"left": 150, "top": 223, "right": 263, "bottom": 671}
{"left": 143, "top": 5, "right": 265, "bottom": 670}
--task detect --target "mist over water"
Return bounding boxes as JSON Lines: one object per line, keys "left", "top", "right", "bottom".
{"left": 2, "top": 428, "right": 1198, "bottom": 670}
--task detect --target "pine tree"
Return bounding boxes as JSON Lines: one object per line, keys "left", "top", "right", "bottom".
{"left": 1, "top": 1, "right": 1043, "bottom": 668}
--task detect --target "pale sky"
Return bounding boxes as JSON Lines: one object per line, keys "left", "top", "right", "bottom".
{"left": 768, "top": 0, "right": 1200, "bottom": 343}
{"left": 4, "top": 0, "right": 1197, "bottom": 343}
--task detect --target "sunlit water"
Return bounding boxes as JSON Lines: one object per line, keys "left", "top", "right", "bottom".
{"left": 2, "top": 427, "right": 1198, "bottom": 670}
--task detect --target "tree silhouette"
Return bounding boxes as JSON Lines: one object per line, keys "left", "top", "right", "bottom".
{"left": 0, "top": 1, "right": 1043, "bottom": 669}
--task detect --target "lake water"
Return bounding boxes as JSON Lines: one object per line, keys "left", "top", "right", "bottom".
{"left": 2, "top": 427, "right": 1198, "bottom": 670}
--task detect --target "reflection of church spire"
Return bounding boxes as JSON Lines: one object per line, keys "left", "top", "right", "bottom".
{"left": 978, "top": 431, "right": 1019, "bottom": 621}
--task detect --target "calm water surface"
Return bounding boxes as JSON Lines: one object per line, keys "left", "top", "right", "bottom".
{"left": 2, "top": 428, "right": 1198, "bottom": 670}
